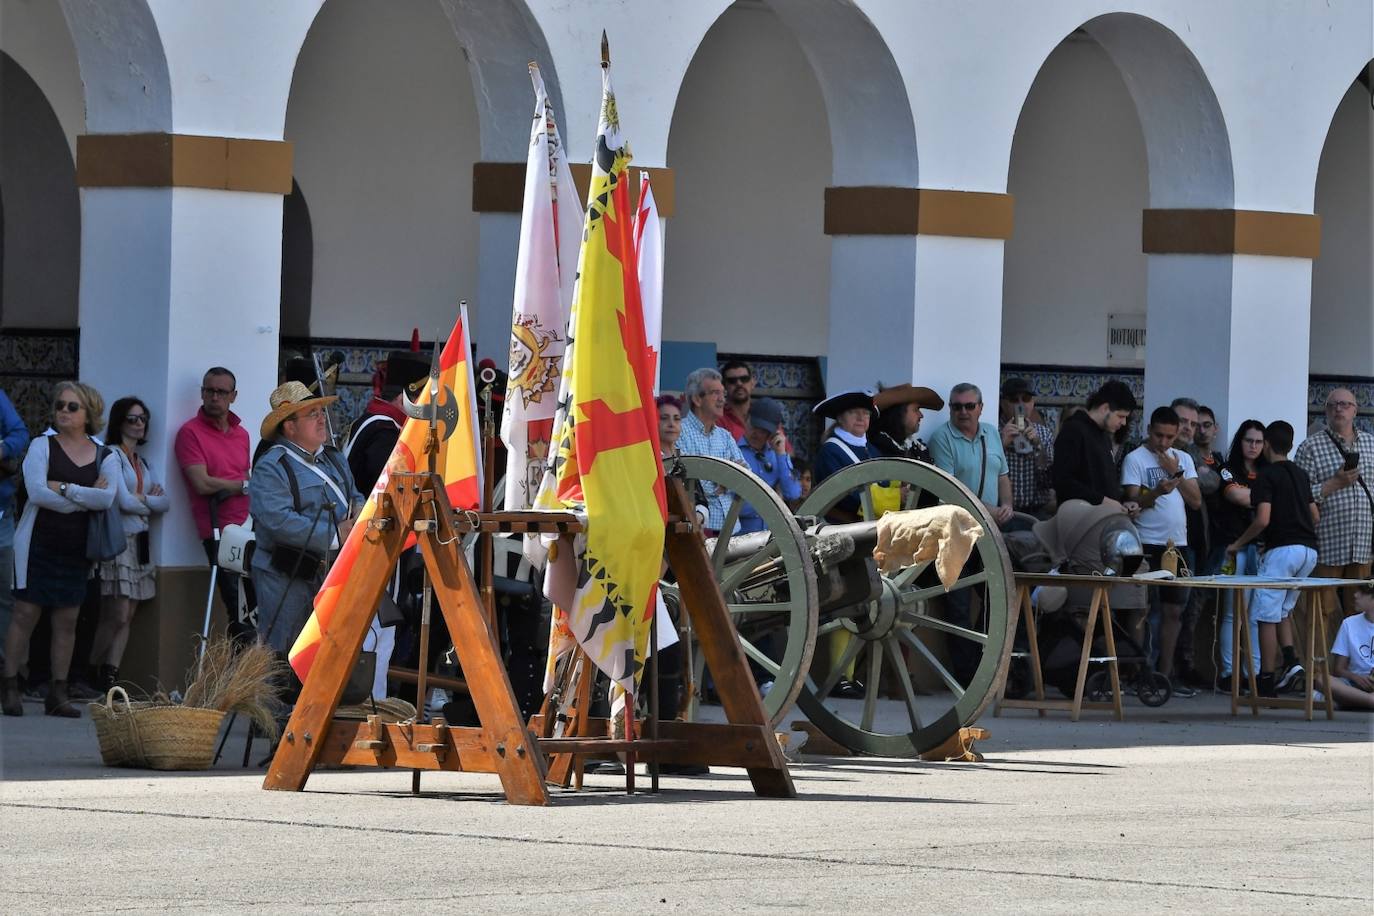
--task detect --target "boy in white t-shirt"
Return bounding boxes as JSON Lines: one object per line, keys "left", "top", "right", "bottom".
{"left": 1121, "top": 406, "right": 1202, "bottom": 694}
{"left": 1323, "top": 582, "right": 1374, "bottom": 710}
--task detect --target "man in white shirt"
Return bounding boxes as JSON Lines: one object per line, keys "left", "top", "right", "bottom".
{"left": 1122, "top": 405, "right": 1202, "bottom": 695}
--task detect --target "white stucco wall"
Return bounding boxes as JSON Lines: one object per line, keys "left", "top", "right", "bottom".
{"left": 0, "top": 0, "right": 85, "bottom": 152}
{"left": 1311, "top": 77, "right": 1374, "bottom": 378}
{"left": 284, "top": 0, "right": 481, "bottom": 340}
{"left": 1002, "top": 35, "right": 1148, "bottom": 367}
{"left": 662, "top": 3, "right": 831, "bottom": 358}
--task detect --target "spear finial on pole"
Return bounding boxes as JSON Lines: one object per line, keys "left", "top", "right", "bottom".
{"left": 601, "top": 30, "right": 610, "bottom": 69}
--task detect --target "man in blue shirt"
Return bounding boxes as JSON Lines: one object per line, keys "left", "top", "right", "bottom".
{"left": 928, "top": 382, "right": 1014, "bottom": 527}
{"left": 0, "top": 388, "right": 32, "bottom": 668}
{"left": 736, "top": 398, "right": 800, "bottom": 533}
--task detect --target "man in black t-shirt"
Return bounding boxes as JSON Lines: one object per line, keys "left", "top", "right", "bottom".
{"left": 1226, "top": 422, "right": 1320, "bottom": 697}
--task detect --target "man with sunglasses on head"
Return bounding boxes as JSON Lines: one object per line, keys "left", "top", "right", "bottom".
{"left": 717, "top": 360, "right": 755, "bottom": 443}
{"left": 175, "top": 367, "right": 253, "bottom": 643}
{"left": 1294, "top": 388, "right": 1374, "bottom": 630}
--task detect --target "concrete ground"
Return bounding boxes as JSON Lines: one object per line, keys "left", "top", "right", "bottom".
{"left": 1, "top": 691, "right": 1370, "bottom": 914}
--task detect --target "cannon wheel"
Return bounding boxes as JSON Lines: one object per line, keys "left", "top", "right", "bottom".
{"left": 793, "top": 458, "right": 1015, "bottom": 756}
{"left": 662, "top": 455, "right": 818, "bottom": 725}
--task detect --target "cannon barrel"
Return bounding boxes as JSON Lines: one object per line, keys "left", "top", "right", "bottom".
{"left": 708, "top": 519, "right": 881, "bottom": 568}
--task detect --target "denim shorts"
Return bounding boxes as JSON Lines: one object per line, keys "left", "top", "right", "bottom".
{"left": 1248, "top": 544, "right": 1318, "bottom": 623}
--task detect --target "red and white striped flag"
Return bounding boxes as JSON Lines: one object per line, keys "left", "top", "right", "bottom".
{"left": 500, "top": 63, "right": 581, "bottom": 512}
{"left": 634, "top": 171, "right": 664, "bottom": 393}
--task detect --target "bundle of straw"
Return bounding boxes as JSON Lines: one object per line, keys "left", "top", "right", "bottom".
{"left": 181, "top": 640, "right": 287, "bottom": 740}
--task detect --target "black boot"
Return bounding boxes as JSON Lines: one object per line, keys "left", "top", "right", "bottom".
{"left": 1256, "top": 672, "right": 1277, "bottom": 699}
{"left": 1, "top": 676, "right": 23, "bottom": 717}
{"left": 44, "top": 680, "right": 82, "bottom": 718}
{"left": 95, "top": 665, "right": 119, "bottom": 694}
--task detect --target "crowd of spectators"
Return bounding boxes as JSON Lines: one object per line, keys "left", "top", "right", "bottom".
{"left": 0, "top": 358, "right": 1369, "bottom": 718}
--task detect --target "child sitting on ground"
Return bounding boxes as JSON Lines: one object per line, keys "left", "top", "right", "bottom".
{"left": 1226, "top": 421, "right": 1319, "bottom": 697}
{"left": 1321, "top": 582, "right": 1374, "bottom": 711}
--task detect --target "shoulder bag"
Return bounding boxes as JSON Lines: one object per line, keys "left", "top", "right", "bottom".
{"left": 86, "top": 446, "right": 125, "bottom": 562}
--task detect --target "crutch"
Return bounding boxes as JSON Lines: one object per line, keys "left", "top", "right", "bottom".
{"left": 198, "top": 491, "right": 230, "bottom": 675}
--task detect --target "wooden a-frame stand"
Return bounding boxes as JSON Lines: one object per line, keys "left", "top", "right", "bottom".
{"left": 262, "top": 470, "right": 794, "bottom": 805}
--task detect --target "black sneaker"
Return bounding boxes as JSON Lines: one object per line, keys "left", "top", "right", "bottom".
{"left": 830, "top": 678, "right": 865, "bottom": 700}
{"left": 583, "top": 759, "right": 625, "bottom": 775}
{"left": 1169, "top": 679, "right": 1199, "bottom": 699}
{"left": 1275, "top": 663, "right": 1304, "bottom": 693}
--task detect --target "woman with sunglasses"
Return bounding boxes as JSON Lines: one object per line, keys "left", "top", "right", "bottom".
{"left": 2, "top": 381, "right": 119, "bottom": 718}
{"left": 87, "top": 397, "right": 169, "bottom": 693}
{"left": 1214, "top": 420, "right": 1267, "bottom": 691}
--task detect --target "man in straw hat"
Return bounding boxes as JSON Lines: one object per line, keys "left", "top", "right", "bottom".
{"left": 247, "top": 381, "right": 361, "bottom": 655}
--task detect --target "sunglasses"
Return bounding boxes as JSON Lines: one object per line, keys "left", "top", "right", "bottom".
{"left": 54, "top": 399, "right": 83, "bottom": 413}
{"left": 723, "top": 375, "right": 751, "bottom": 385}
{"left": 125, "top": 414, "right": 148, "bottom": 425}
{"left": 950, "top": 402, "right": 980, "bottom": 412}
{"left": 201, "top": 386, "right": 234, "bottom": 398}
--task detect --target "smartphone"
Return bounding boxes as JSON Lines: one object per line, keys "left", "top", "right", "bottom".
{"left": 1343, "top": 451, "right": 1360, "bottom": 471}
{"left": 1014, "top": 402, "right": 1027, "bottom": 430}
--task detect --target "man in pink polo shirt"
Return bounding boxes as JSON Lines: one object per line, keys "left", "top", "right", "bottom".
{"left": 175, "top": 366, "right": 253, "bottom": 643}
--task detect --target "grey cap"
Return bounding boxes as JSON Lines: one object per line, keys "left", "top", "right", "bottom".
{"left": 750, "top": 397, "right": 784, "bottom": 434}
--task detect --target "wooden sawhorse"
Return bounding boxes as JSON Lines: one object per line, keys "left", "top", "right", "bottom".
{"left": 262, "top": 471, "right": 794, "bottom": 804}
{"left": 994, "top": 575, "right": 1124, "bottom": 722}
{"left": 1231, "top": 584, "right": 1334, "bottom": 720}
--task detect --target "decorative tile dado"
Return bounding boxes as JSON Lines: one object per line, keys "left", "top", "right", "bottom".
{"left": 0, "top": 329, "right": 79, "bottom": 434}
{"left": 719, "top": 353, "right": 825, "bottom": 465}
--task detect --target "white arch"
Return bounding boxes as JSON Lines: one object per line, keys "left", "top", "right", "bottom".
{"left": 59, "top": 0, "right": 171, "bottom": 133}
{"left": 438, "top": 0, "right": 567, "bottom": 161}
{"left": 1015, "top": 13, "right": 1233, "bottom": 208}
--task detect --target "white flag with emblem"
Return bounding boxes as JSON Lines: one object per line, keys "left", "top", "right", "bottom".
{"left": 501, "top": 64, "right": 582, "bottom": 511}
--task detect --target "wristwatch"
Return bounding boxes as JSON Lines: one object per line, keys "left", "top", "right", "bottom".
{"left": 240, "top": 479, "right": 249, "bottom": 495}
{"left": 59, "top": 482, "right": 69, "bottom": 496}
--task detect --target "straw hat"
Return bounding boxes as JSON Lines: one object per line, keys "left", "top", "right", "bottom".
{"left": 873, "top": 384, "right": 944, "bottom": 412}
{"left": 260, "top": 380, "right": 338, "bottom": 440}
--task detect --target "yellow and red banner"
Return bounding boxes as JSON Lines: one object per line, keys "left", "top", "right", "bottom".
{"left": 533, "top": 56, "right": 667, "bottom": 697}
{"left": 289, "top": 309, "right": 482, "bottom": 682}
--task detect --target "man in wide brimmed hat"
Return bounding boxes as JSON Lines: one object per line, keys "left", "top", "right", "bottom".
{"left": 872, "top": 383, "right": 943, "bottom": 464}
{"left": 248, "top": 381, "right": 361, "bottom": 655}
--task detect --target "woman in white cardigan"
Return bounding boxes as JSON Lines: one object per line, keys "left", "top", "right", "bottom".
{"left": 90, "top": 397, "right": 169, "bottom": 692}
{"left": 1, "top": 381, "right": 119, "bottom": 718}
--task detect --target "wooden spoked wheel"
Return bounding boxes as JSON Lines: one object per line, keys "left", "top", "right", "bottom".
{"left": 661, "top": 455, "right": 818, "bottom": 726}
{"left": 793, "top": 458, "right": 1015, "bottom": 756}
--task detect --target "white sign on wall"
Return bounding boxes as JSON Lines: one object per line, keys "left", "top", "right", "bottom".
{"left": 1108, "top": 312, "right": 1146, "bottom": 367}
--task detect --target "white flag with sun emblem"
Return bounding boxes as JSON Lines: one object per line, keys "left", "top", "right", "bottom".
{"left": 501, "top": 63, "right": 582, "bottom": 511}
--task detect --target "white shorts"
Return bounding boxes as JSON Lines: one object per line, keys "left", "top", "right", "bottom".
{"left": 1247, "top": 544, "right": 1318, "bottom": 623}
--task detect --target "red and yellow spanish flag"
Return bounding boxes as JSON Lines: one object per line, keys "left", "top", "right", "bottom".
{"left": 289, "top": 308, "right": 482, "bottom": 682}
{"left": 532, "top": 50, "right": 667, "bottom": 697}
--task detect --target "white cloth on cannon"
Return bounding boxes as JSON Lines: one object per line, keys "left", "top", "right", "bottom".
{"left": 873, "top": 505, "right": 984, "bottom": 589}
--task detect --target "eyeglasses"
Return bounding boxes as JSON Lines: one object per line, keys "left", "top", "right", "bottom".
{"left": 54, "top": 399, "right": 82, "bottom": 413}
{"left": 201, "top": 386, "right": 234, "bottom": 399}
{"left": 950, "top": 402, "right": 980, "bottom": 412}
{"left": 124, "top": 414, "right": 148, "bottom": 425}
{"left": 723, "top": 375, "right": 751, "bottom": 385}
{"left": 1326, "top": 400, "right": 1356, "bottom": 410}
{"left": 295, "top": 408, "right": 326, "bottom": 421}
{"left": 1242, "top": 438, "right": 1264, "bottom": 447}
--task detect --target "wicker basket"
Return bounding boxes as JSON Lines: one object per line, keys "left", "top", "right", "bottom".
{"left": 90, "top": 687, "right": 227, "bottom": 771}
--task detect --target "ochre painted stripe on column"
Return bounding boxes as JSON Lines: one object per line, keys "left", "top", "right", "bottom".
{"left": 1142, "top": 209, "right": 1321, "bottom": 259}
{"left": 823, "top": 187, "right": 1014, "bottom": 239}
{"left": 76, "top": 133, "right": 294, "bottom": 194}
{"left": 472, "top": 162, "right": 676, "bottom": 217}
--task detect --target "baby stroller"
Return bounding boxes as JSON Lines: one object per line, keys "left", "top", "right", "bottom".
{"left": 1002, "top": 499, "right": 1172, "bottom": 707}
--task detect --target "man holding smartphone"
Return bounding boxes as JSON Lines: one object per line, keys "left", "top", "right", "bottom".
{"left": 1294, "top": 388, "right": 1374, "bottom": 631}
{"left": 735, "top": 398, "right": 799, "bottom": 534}
{"left": 998, "top": 378, "right": 1054, "bottom": 517}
